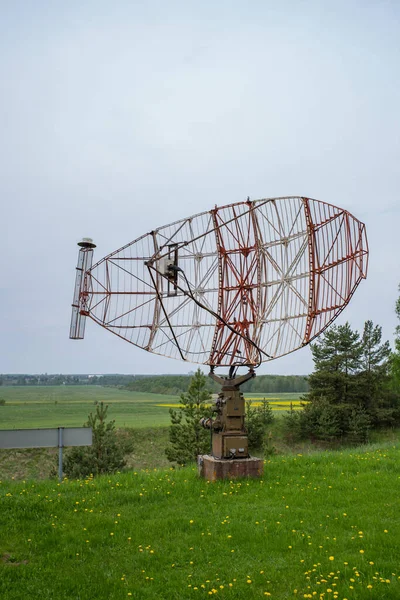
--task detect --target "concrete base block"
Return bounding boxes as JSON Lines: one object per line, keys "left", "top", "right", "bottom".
{"left": 197, "top": 454, "right": 264, "bottom": 481}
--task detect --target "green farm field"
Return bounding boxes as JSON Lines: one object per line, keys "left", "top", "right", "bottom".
{"left": 0, "top": 386, "right": 303, "bottom": 430}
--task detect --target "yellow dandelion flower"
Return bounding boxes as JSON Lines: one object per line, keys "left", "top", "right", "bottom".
{"left": 329, "top": 556, "right": 334, "bottom": 561}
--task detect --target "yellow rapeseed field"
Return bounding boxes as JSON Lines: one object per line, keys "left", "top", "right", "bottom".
{"left": 156, "top": 399, "right": 306, "bottom": 410}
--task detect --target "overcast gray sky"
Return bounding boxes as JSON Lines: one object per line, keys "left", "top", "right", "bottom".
{"left": 1, "top": 0, "right": 399, "bottom": 375}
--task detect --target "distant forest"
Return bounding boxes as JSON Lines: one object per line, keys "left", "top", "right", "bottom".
{"left": 0, "top": 374, "right": 136, "bottom": 387}
{"left": 1, "top": 373, "right": 308, "bottom": 394}
{"left": 125, "top": 374, "right": 308, "bottom": 395}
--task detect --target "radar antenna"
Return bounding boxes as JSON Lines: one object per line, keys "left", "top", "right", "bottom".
{"left": 70, "top": 197, "right": 368, "bottom": 476}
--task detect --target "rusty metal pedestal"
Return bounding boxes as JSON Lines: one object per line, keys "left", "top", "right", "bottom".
{"left": 198, "top": 369, "right": 264, "bottom": 481}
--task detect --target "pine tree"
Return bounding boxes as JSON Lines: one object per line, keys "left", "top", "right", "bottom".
{"left": 282, "top": 405, "right": 302, "bottom": 442}
{"left": 357, "top": 320, "right": 391, "bottom": 407}
{"left": 63, "top": 402, "right": 131, "bottom": 478}
{"left": 165, "top": 369, "right": 211, "bottom": 465}
{"left": 308, "top": 323, "right": 362, "bottom": 405}
{"left": 259, "top": 398, "right": 274, "bottom": 426}
{"left": 391, "top": 284, "right": 400, "bottom": 388}
{"left": 301, "top": 318, "right": 398, "bottom": 439}
{"left": 245, "top": 400, "right": 265, "bottom": 448}
{"left": 347, "top": 406, "right": 371, "bottom": 444}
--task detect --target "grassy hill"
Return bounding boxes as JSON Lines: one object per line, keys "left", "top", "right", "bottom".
{"left": 1, "top": 443, "right": 399, "bottom": 599}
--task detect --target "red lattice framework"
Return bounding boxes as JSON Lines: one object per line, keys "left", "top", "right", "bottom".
{"left": 70, "top": 197, "right": 368, "bottom": 367}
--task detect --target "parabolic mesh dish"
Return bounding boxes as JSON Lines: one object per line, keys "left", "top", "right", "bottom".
{"left": 70, "top": 197, "right": 368, "bottom": 367}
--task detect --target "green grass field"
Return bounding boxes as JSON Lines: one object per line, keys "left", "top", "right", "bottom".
{"left": 0, "top": 386, "right": 303, "bottom": 430}
{"left": 1, "top": 443, "right": 399, "bottom": 599}
{"left": 0, "top": 386, "right": 181, "bottom": 429}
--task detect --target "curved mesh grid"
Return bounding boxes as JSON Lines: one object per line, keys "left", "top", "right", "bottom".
{"left": 77, "top": 197, "right": 368, "bottom": 366}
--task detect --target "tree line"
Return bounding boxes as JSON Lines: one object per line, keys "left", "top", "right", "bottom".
{"left": 125, "top": 373, "right": 308, "bottom": 396}
{"left": 0, "top": 374, "right": 135, "bottom": 386}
